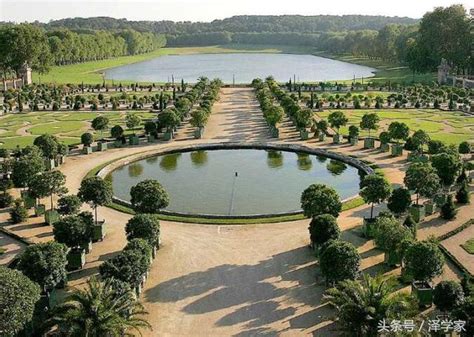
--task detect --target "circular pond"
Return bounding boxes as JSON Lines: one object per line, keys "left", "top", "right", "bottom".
{"left": 109, "top": 148, "right": 363, "bottom": 216}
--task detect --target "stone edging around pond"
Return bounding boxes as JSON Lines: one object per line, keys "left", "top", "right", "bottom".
{"left": 97, "top": 141, "right": 374, "bottom": 220}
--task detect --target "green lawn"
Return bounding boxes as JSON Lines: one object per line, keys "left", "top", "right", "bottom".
{"left": 461, "top": 238, "right": 474, "bottom": 254}
{"left": 315, "top": 52, "right": 437, "bottom": 84}
{"left": 33, "top": 44, "right": 316, "bottom": 85}
{"left": 316, "top": 109, "right": 474, "bottom": 145}
{"left": 0, "top": 110, "right": 157, "bottom": 149}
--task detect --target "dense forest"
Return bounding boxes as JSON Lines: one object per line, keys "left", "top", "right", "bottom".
{"left": 0, "top": 5, "right": 472, "bottom": 81}
{"left": 45, "top": 15, "right": 418, "bottom": 34}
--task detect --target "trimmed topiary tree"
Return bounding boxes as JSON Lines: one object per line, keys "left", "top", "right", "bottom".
{"left": 81, "top": 132, "right": 94, "bottom": 147}
{"left": 360, "top": 174, "right": 392, "bottom": 219}
{"left": 125, "top": 214, "right": 161, "bottom": 248}
{"left": 404, "top": 162, "right": 440, "bottom": 205}
{"left": 10, "top": 198, "right": 28, "bottom": 223}
{"left": 433, "top": 280, "right": 465, "bottom": 312}
{"left": 456, "top": 182, "right": 470, "bottom": 204}
{"left": 458, "top": 141, "right": 471, "bottom": 154}
{"left": 440, "top": 195, "right": 457, "bottom": 220}
{"left": 53, "top": 215, "right": 92, "bottom": 249}
{"left": 99, "top": 249, "right": 149, "bottom": 289}
{"left": 308, "top": 214, "right": 340, "bottom": 250}
{"left": 16, "top": 241, "right": 68, "bottom": 290}
{"left": 387, "top": 187, "right": 412, "bottom": 216}
{"left": 319, "top": 240, "right": 361, "bottom": 285}
{"left": 431, "top": 152, "right": 463, "bottom": 189}
{"left": 57, "top": 195, "right": 82, "bottom": 215}
{"left": 301, "top": 184, "right": 342, "bottom": 218}
{"left": 374, "top": 216, "right": 413, "bottom": 266}
{"left": 130, "top": 179, "right": 169, "bottom": 214}
{"left": 78, "top": 176, "right": 113, "bottom": 224}
{"left": 33, "top": 134, "right": 60, "bottom": 159}
{"left": 0, "top": 266, "right": 41, "bottom": 336}
{"left": 403, "top": 240, "right": 444, "bottom": 282}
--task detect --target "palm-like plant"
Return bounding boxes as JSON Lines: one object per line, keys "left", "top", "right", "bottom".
{"left": 323, "top": 274, "right": 418, "bottom": 337}
{"left": 43, "top": 277, "right": 151, "bottom": 337}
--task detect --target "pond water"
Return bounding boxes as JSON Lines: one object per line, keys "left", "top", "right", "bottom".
{"left": 105, "top": 53, "right": 376, "bottom": 84}
{"left": 109, "top": 149, "right": 362, "bottom": 216}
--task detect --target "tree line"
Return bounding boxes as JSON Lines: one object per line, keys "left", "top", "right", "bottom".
{"left": 0, "top": 24, "right": 166, "bottom": 78}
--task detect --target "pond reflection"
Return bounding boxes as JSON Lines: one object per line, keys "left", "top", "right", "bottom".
{"left": 128, "top": 163, "right": 144, "bottom": 177}
{"left": 297, "top": 153, "right": 312, "bottom": 171}
{"left": 159, "top": 153, "right": 181, "bottom": 172}
{"left": 326, "top": 159, "right": 347, "bottom": 176}
{"left": 190, "top": 150, "right": 208, "bottom": 167}
{"left": 266, "top": 150, "right": 283, "bottom": 168}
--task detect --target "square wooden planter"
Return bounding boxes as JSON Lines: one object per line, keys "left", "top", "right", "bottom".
{"left": 92, "top": 221, "right": 106, "bottom": 242}
{"left": 163, "top": 131, "right": 173, "bottom": 141}
{"left": 391, "top": 144, "right": 403, "bottom": 157}
{"left": 412, "top": 281, "right": 433, "bottom": 307}
{"left": 364, "top": 138, "right": 375, "bottom": 149}
{"left": 333, "top": 134, "right": 342, "bottom": 144}
{"left": 128, "top": 135, "right": 139, "bottom": 146}
{"left": 270, "top": 127, "right": 279, "bottom": 138}
{"left": 194, "top": 127, "right": 204, "bottom": 139}
{"left": 363, "top": 217, "right": 377, "bottom": 238}
{"left": 45, "top": 210, "right": 60, "bottom": 226}
{"left": 147, "top": 135, "right": 156, "bottom": 143}
{"left": 409, "top": 204, "right": 425, "bottom": 223}
{"left": 318, "top": 133, "right": 326, "bottom": 141}
{"left": 35, "top": 204, "right": 46, "bottom": 217}
{"left": 81, "top": 240, "right": 93, "bottom": 254}
{"left": 114, "top": 140, "right": 123, "bottom": 148}
{"left": 299, "top": 130, "right": 309, "bottom": 140}
{"left": 82, "top": 146, "right": 93, "bottom": 155}
{"left": 350, "top": 136, "right": 359, "bottom": 146}
{"left": 67, "top": 248, "right": 86, "bottom": 271}
{"left": 380, "top": 143, "right": 390, "bottom": 152}
{"left": 424, "top": 201, "right": 435, "bottom": 215}
{"left": 98, "top": 142, "right": 108, "bottom": 152}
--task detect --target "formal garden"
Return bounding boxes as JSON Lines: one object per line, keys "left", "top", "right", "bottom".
{"left": 1, "top": 4, "right": 474, "bottom": 336}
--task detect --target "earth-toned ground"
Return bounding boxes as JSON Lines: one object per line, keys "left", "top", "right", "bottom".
{"left": 0, "top": 88, "right": 472, "bottom": 336}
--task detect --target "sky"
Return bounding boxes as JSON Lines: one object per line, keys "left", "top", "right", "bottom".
{"left": 1, "top": 0, "right": 472, "bottom": 23}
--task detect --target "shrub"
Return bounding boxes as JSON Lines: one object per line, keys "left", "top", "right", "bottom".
{"left": 91, "top": 116, "right": 109, "bottom": 131}
{"left": 379, "top": 131, "right": 391, "bottom": 144}
{"left": 33, "top": 134, "right": 60, "bottom": 159}
{"left": 458, "top": 141, "right": 471, "bottom": 154}
{"left": 111, "top": 125, "right": 124, "bottom": 140}
{"left": 456, "top": 182, "right": 470, "bottom": 204}
{"left": 124, "top": 238, "right": 152, "bottom": 266}
{"left": 10, "top": 199, "right": 28, "bottom": 224}
{"left": 78, "top": 176, "right": 113, "bottom": 223}
{"left": 0, "top": 192, "right": 14, "bottom": 208}
{"left": 16, "top": 241, "right": 68, "bottom": 289}
{"left": 433, "top": 280, "right": 464, "bottom": 312}
{"left": 403, "top": 241, "right": 444, "bottom": 282}
{"left": 125, "top": 214, "right": 161, "bottom": 247}
{"left": 301, "top": 184, "right": 342, "bottom": 218}
{"left": 308, "top": 214, "right": 340, "bottom": 248}
{"left": 0, "top": 266, "right": 41, "bottom": 336}
{"left": 440, "top": 195, "right": 457, "bottom": 220}
{"left": 57, "top": 195, "right": 82, "bottom": 215}
{"left": 320, "top": 240, "right": 360, "bottom": 285}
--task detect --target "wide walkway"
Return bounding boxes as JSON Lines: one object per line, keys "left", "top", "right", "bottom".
{"left": 0, "top": 88, "right": 472, "bottom": 336}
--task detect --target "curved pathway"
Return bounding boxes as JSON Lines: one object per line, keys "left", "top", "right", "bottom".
{"left": 0, "top": 88, "right": 471, "bottom": 336}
